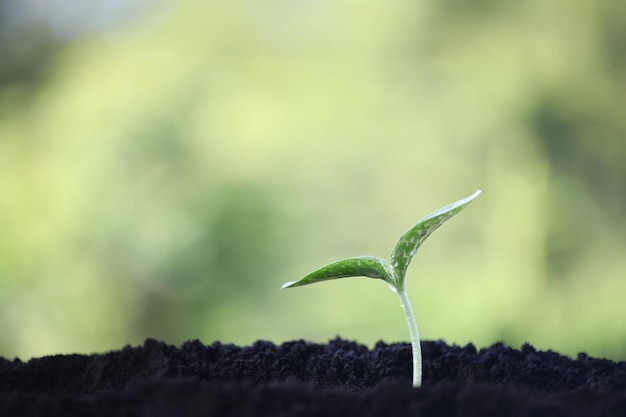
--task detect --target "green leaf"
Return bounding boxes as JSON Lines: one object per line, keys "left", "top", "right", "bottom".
{"left": 390, "top": 190, "right": 481, "bottom": 290}
{"left": 281, "top": 256, "right": 396, "bottom": 289}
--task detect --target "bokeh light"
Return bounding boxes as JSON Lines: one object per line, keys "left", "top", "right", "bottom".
{"left": 1, "top": 0, "right": 626, "bottom": 361}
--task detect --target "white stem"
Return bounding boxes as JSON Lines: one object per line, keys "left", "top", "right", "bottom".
{"left": 397, "top": 289, "right": 422, "bottom": 388}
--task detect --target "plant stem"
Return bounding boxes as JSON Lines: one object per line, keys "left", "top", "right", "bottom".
{"left": 397, "top": 289, "right": 422, "bottom": 388}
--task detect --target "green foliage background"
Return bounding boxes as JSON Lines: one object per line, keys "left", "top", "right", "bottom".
{"left": 2, "top": 0, "right": 626, "bottom": 360}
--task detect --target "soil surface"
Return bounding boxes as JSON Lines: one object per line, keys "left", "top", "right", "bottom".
{"left": 1, "top": 338, "right": 626, "bottom": 416}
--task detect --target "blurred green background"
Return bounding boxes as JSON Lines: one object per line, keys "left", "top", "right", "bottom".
{"left": 1, "top": 0, "right": 626, "bottom": 361}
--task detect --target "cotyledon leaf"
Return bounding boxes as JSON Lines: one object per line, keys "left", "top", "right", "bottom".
{"left": 281, "top": 256, "right": 396, "bottom": 289}
{"left": 390, "top": 190, "right": 481, "bottom": 290}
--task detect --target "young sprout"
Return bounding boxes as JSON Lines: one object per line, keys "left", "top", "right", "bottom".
{"left": 281, "top": 190, "right": 481, "bottom": 388}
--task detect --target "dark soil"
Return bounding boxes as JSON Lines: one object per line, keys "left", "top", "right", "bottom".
{"left": 1, "top": 338, "right": 626, "bottom": 416}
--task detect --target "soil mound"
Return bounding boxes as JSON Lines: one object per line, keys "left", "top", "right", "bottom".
{"left": 2, "top": 338, "right": 625, "bottom": 416}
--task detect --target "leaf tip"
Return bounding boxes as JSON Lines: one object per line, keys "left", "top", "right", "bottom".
{"left": 460, "top": 189, "right": 482, "bottom": 207}
{"left": 281, "top": 281, "right": 297, "bottom": 289}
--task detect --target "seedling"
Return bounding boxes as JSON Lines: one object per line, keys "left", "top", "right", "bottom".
{"left": 282, "top": 190, "right": 481, "bottom": 388}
